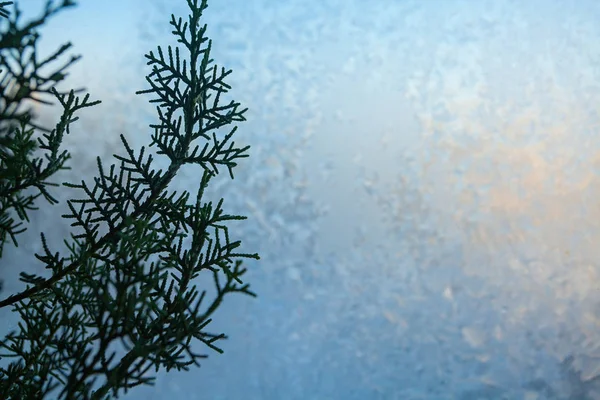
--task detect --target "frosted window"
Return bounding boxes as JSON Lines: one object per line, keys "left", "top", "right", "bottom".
{"left": 1, "top": 0, "right": 600, "bottom": 398}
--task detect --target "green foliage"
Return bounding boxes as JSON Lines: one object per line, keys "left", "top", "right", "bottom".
{"left": 0, "top": 0, "right": 84, "bottom": 270}
{"left": 0, "top": 0, "right": 259, "bottom": 398}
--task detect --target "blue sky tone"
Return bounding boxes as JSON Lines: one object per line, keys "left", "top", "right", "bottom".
{"left": 2, "top": 0, "right": 600, "bottom": 398}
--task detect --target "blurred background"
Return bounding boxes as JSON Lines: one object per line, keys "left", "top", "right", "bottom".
{"left": 1, "top": 0, "right": 600, "bottom": 398}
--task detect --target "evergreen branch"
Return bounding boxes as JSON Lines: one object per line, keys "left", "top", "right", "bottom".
{"left": 0, "top": 87, "right": 100, "bottom": 264}
{"left": 0, "top": 0, "right": 91, "bottom": 262}
{"left": 0, "top": 0, "right": 260, "bottom": 397}
{"left": 1, "top": 0, "right": 82, "bottom": 132}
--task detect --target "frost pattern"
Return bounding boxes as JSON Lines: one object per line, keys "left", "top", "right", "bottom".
{"left": 2, "top": 0, "right": 600, "bottom": 399}
{"left": 117, "top": 0, "right": 600, "bottom": 398}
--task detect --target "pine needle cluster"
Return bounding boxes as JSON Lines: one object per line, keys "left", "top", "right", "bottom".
{"left": 0, "top": 0, "right": 259, "bottom": 398}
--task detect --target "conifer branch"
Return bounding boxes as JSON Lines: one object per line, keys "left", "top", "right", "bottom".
{"left": 0, "top": 0, "right": 259, "bottom": 397}
{"left": 0, "top": 0, "right": 88, "bottom": 264}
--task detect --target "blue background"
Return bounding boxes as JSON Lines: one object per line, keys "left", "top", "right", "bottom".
{"left": 2, "top": 0, "right": 600, "bottom": 398}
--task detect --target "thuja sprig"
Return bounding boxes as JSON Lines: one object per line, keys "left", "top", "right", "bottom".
{"left": 0, "top": 0, "right": 259, "bottom": 398}
{"left": 0, "top": 90, "right": 100, "bottom": 263}
{"left": 1, "top": 0, "right": 81, "bottom": 132}
{"left": 0, "top": 0, "right": 87, "bottom": 264}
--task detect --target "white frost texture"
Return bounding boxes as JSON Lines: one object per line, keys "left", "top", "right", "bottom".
{"left": 2, "top": 0, "right": 600, "bottom": 399}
